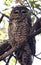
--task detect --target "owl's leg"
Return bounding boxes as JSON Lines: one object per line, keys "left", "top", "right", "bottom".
{"left": 21, "top": 51, "right": 32, "bottom": 65}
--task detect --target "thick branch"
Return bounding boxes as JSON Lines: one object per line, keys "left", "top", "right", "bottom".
{"left": 0, "top": 41, "right": 11, "bottom": 55}
{"left": 0, "top": 40, "right": 23, "bottom": 60}
{"left": 0, "top": 47, "right": 15, "bottom": 61}
{"left": 28, "top": 28, "right": 41, "bottom": 38}
{"left": 28, "top": 18, "right": 41, "bottom": 37}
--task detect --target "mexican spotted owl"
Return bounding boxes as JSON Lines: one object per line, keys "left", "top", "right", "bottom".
{"left": 8, "top": 6, "right": 36, "bottom": 65}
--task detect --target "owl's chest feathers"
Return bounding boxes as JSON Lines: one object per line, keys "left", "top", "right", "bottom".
{"left": 14, "top": 21, "right": 30, "bottom": 42}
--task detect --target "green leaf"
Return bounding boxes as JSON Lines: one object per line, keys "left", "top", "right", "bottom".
{"left": 9, "top": 57, "right": 17, "bottom": 65}
{"left": 4, "top": 0, "right": 13, "bottom": 6}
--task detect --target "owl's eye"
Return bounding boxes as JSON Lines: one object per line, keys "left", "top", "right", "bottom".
{"left": 9, "top": 22, "right": 12, "bottom": 25}
{"left": 21, "top": 10, "right": 26, "bottom": 13}
{"left": 14, "top": 10, "right": 19, "bottom": 14}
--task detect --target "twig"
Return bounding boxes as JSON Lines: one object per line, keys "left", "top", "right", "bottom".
{"left": 0, "top": 14, "right": 4, "bottom": 23}
{"left": 36, "top": 52, "right": 41, "bottom": 56}
{"left": 6, "top": 54, "right": 14, "bottom": 65}
{"left": 0, "top": 12, "right": 10, "bottom": 20}
{"left": 35, "top": 55, "right": 41, "bottom": 60}
{"left": 26, "top": 0, "right": 38, "bottom": 19}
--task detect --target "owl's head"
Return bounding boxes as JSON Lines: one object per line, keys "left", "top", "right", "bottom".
{"left": 9, "top": 6, "right": 31, "bottom": 26}
{"left": 10, "top": 6, "right": 29, "bottom": 21}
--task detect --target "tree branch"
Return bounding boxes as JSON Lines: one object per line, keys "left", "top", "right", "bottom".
{"left": 0, "top": 41, "right": 11, "bottom": 55}
{"left": 28, "top": 28, "right": 41, "bottom": 38}
{"left": 0, "top": 12, "right": 10, "bottom": 22}
{"left": 0, "top": 14, "right": 4, "bottom": 23}
{"left": 0, "top": 47, "right": 15, "bottom": 61}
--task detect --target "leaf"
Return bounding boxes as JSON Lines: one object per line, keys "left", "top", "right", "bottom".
{"left": 32, "top": 16, "right": 35, "bottom": 22}
{"left": 9, "top": 57, "right": 17, "bottom": 65}
{"left": 35, "top": 1, "right": 41, "bottom": 5}
{"left": 0, "top": 30, "right": 3, "bottom": 35}
{"left": 4, "top": 0, "right": 13, "bottom": 6}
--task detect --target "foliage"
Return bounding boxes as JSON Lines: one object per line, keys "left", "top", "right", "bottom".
{"left": 9, "top": 57, "right": 17, "bottom": 65}
{"left": 29, "top": 0, "right": 41, "bottom": 13}
{"left": 4, "top": 0, "right": 13, "bottom": 6}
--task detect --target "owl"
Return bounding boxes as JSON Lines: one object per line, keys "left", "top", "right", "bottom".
{"left": 8, "top": 6, "right": 36, "bottom": 65}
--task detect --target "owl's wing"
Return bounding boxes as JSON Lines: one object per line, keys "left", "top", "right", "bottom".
{"left": 28, "top": 37, "right": 36, "bottom": 56}
{"left": 27, "top": 15, "right": 36, "bottom": 56}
